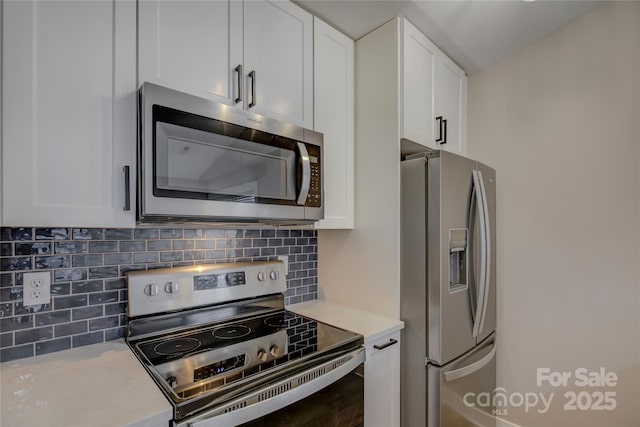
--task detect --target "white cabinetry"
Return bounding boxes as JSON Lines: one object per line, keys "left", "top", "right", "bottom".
{"left": 243, "top": 1, "right": 313, "bottom": 128}
{"left": 138, "top": 0, "right": 313, "bottom": 128}
{"left": 1, "top": 0, "right": 136, "bottom": 227}
{"left": 318, "top": 17, "right": 468, "bottom": 318}
{"left": 313, "top": 18, "right": 354, "bottom": 229}
{"left": 434, "top": 52, "right": 468, "bottom": 155}
{"left": 402, "top": 21, "right": 437, "bottom": 148}
{"left": 401, "top": 19, "right": 467, "bottom": 155}
{"left": 137, "top": 0, "right": 243, "bottom": 107}
{"left": 365, "top": 331, "right": 401, "bottom": 427}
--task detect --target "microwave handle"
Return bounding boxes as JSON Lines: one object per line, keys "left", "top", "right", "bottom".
{"left": 296, "top": 142, "right": 311, "bottom": 205}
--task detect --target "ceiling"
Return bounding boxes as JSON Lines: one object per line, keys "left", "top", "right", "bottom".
{"left": 293, "top": 0, "right": 602, "bottom": 74}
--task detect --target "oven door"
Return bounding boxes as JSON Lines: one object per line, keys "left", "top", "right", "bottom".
{"left": 175, "top": 347, "right": 364, "bottom": 427}
{"left": 139, "top": 82, "right": 323, "bottom": 223}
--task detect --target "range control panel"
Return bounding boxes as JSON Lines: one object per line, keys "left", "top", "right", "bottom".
{"left": 154, "top": 330, "right": 288, "bottom": 394}
{"left": 194, "top": 354, "right": 247, "bottom": 382}
{"left": 127, "top": 261, "right": 287, "bottom": 318}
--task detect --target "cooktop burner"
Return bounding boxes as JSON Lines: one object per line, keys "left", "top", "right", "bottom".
{"left": 154, "top": 338, "right": 201, "bottom": 356}
{"left": 212, "top": 325, "right": 252, "bottom": 339}
{"left": 263, "top": 312, "right": 302, "bottom": 328}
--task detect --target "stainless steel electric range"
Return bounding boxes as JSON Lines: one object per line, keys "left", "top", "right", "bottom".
{"left": 126, "top": 260, "right": 365, "bottom": 427}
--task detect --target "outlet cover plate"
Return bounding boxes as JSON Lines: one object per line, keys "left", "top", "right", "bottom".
{"left": 23, "top": 271, "right": 51, "bottom": 306}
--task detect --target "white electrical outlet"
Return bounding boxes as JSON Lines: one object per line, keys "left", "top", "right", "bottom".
{"left": 23, "top": 271, "right": 51, "bottom": 306}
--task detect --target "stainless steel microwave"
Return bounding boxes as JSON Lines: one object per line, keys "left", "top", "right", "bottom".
{"left": 137, "top": 83, "right": 323, "bottom": 224}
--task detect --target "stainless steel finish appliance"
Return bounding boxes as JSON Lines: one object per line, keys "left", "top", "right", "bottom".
{"left": 138, "top": 83, "right": 324, "bottom": 224}
{"left": 401, "top": 150, "right": 497, "bottom": 427}
{"left": 126, "top": 261, "right": 364, "bottom": 426}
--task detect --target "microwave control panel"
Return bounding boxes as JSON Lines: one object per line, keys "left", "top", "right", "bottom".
{"left": 306, "top": 145, "right": 322, "bottom": 207}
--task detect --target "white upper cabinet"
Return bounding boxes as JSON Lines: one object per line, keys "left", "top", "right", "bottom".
{"left": 313, "top": 18, "right": 354, "bottom": 229}
{"left": 138, "top": 0, "right": 243, "bottom": 106}
{"left": 244, "top": 1, "right": 313, "bottom": 128}
{"left": 1, "top": 0, "right": 137, "bottom": 227}
{"left": 138, "top": 0, "right": 313, "bottom": 128}
{"left": 402, "top": 21, "right": 438, "bottom": 148}
{"left": 434, "top": 53, "right": 468, "bottom": 155}
{"left": 400, "top": 19, "right": 467, "bottom": 156}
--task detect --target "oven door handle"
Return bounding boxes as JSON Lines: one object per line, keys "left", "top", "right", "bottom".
{"left": 184, "top": 347, "right": 365, "bottom": 427}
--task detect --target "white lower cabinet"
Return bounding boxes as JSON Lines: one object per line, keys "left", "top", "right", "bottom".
{"left": 1, "top": 0, "right": 136, "bottom": 227}
{"left": 365, "top": 331, "right": 401, "bottom": 427}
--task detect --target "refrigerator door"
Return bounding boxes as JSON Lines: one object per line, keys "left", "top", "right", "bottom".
{"left": 427, "top": 333, "right": 497, "bottom": 427}
{"left": 428, "top": 151, "right": 477, "bottom": 364}
{"left": 475, "top": 162, "right": 496, "bottom": 344}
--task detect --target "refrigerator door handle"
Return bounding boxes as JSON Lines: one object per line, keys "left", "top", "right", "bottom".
{"left": 471, "top": 170, "right": 487, "bottom": 339}
{"left": 443, "top": 341, "right": 496, "bottom": 382}
{"left": 477, "top": 170, "right": 491, "bottom": 335}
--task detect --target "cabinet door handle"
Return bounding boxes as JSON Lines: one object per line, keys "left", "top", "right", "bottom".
{"left": 436, "top": 116, "right": 447, "bottom": 144}
{"left": 248, "top": 70, "right": 256, "bottom": 108}
{"left": 234, "top": 65, "right": 243, "bottom": 104}
{"left": 373, "top": 338, "right": 398, "bottom": 351}
{"left": 123, "top": 165, "right": 131, "bottom": 211}
{"left": 443, "top": 118, "right": 447, "bottom": 145}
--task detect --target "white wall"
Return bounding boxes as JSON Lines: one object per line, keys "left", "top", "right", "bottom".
{"left": 468, "top": 3, "right": 640, "bottom": 426}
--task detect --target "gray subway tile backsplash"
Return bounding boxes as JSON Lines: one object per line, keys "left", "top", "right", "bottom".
{"left": 36, "top": 337, "right": 71, "bottom": 356}
{"left": 72, "top": 228, "right": 104, "bottom": 240}
{"left": 0, "top": 226, "right": 318, "bottom": 363}
{"left": 72, "top": 331, "right": 103, "bottom": 348}
{"left": 35, "top": 228, "right": 69, "bottom": 241}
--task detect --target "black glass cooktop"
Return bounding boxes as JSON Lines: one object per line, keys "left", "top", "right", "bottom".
{"left": 129, "top": 307, "right": 363, "bottom": 420}
{"left": 135, "top": 310, "right": 342, "bottom": 367}
{"left": 138, "top": 314, "right": 280, "bottom": 366}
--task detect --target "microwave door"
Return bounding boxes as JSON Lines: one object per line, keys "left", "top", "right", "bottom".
{"left": 156, "top": 122, "right": 299, "bottom": 204}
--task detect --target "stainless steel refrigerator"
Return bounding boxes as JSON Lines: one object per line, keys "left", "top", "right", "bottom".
{"left": 401, "top": 150, "right": 497, "bottom": 427}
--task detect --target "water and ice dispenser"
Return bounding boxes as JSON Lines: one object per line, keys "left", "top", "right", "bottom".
{"left": 448, "top": 229, "right": 468, "bottom": 292}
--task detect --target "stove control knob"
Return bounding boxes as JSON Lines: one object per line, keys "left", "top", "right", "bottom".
{"left": 144, "top": 283, "right": 158, "bottom": 297}
{"left": 257, "top": 271, "right": 267, "bottom": 282}
{"left": 269, "top": 270, "right": 279, "bottom": 280}
{"left": 257, "top": 349, "right": 268, "bottom": 362}
{"left": 270, "top": 345, "right": 280, "bottom": 358}
{"left": 164, "top": 281, "right": 179, "bottom": 294}
{"left": 166, "top": 376, "right": 178, "bottom": 389}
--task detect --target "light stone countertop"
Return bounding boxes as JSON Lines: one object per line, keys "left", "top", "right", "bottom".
{"left": 0, "top": 340, "right": 172, "bottom": 427}
{"left": 287, "top": 300, "right": 404, "bottom": 343}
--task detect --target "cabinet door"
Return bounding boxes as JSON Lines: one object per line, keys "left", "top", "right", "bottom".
{"left": 2, "top": 0, "right": 136, "bottom": 227}
{"left": 434, "top": 53, "right": 467, "bottom": 155}
{"left": 243, "top": 0, "right": 313, "bottom": 128}
{"left": 365, "top": 332, "right": 401, "bottom": 427}
{"left": 313, "top": 18, "right": 354, "bottom": 229}
{"left": 402, "top": 19, "right": 438, "bottom": 149}
{"left": 138, "top": 0, "right": 243, "bottom": 106}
